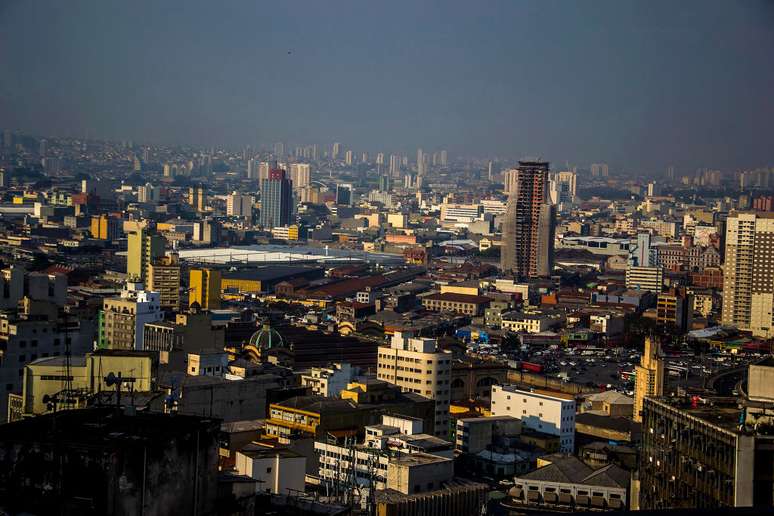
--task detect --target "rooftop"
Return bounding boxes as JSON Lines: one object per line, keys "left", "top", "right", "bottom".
{"left": 518, "top": 454, "right": 629, "bottom": 489}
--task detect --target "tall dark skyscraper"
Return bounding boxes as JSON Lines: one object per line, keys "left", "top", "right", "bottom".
{"left": 259, "top": 168, "right": 293, "bottom": 228}
{"left": 501, "top": 160, "right": 555, "bottom": 278}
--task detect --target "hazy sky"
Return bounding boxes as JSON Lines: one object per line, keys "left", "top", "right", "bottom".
{"left": 1, "top": 0, "right": 773, "bottom": 172}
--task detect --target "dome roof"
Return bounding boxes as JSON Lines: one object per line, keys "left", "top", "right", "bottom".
{"left": 248, "top": 323, "right": 285, "bottom": 350}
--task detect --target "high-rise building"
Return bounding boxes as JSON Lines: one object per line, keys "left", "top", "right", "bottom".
{"left": 590, "top": 163, "right": 609, "bottom": 178}
{"left": 189, "top": 268, "right": 221, "bottom": 310}
{"left": 647, "top": 181, "right": 661, "bottom": 197}
{"left": 416, "top": 148, "right": 426, "bottom": 176}
{"left": 126, "top": 227, "right": 165, "bottom": 284}
{"left": 344, "top": 150, "right": 353, "bottom": 166}
{"left": 147, "top": 253, "right": 181, "bottom": 311}
{"left": 500, "top": 160, "right": 554, "bottom": 278}
{"left": 378, "top": 174, "right": 391, "bottom": 193}
{"left": 439, "top": 149, "right": 448, "bottom": 167}
{"left": 336, "top": 183, "right": 353, "bottom": 206}
{"left": 227, "top": 191, "right": 253, "bottom": 222}
{"left": 722, "top": 212, "right": 774, "bottom": 338}
{"left": 273, "top": 142, "right": 285, "bottom": 158}
{"left": 376, "top": 332, "right": 453, "bottom": 437}
{"left": 332, "top": 142, "right": 341, "bottom": 160}
{"left": 90, "top": 215, "right": 121, "bottom": 241}
{"left": 634, "top": 337, "right": 664, "bottom": 423}
{"left": 192, "top": 219, "right": 221, "bottom": 244}
{"left": 376, "top": 152, "right": 385, "bottom": 166}
{"left": 548, "top": 171, "right": 577, "bottom": 205}
{"left": 389, "top": 154, "right": 401, "bottom": 178}
{"left": 629, "top": 232, "right": 653, "bottom": 267}
{"left": 289, "top": 163, "right": 311, "bottom": 190}
{"left": 137, "top": 183, "right": 160, "bottom": 204}
{"left": 259, "top": 168, "right": 293, "bottom": 228}
{"left": 257, "top": 161, "right": 273, "bottom": 182}
{"left": 188, "top": 184, "right": 206, "bottom": 212}
{"left": 487, "top": 161, "right": 494, "bottom": 182}
{"left": 100, "top": 282, "right": 163, "bottom": 350}
{"left": 246, "top": 158, "right": 258, "bottom": 179}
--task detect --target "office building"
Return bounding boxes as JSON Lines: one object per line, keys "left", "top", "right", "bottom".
{"left": 289, "top": 163, "right": 310, "bottom": 190}
{"left": 188, "top": 268, "right": 221, "bottom": 310}
{"left": 633, "top": 337, "right": 664, "bottom": 423}
{"left": 640, "top": 360, "right": 774, "bottom": 509}
{"left": 625, "top": 265, "right": 663, "bottom": 292}
{"left": 500, "top": 160, "right": 555, "bottom": 278}
{"left": 226, "top": 191, "right": 253, "bottom": 222}
{"left": 90, "top": 214, "right": 120, "bottom": 241}
{"left": 259, "top": 168, "right": 293, "bottom": 228}
{"left": 548, "top": 170, "right": 577, "bottom": 206}
{"left": 722, "top": 212, "right": 774, "bottom": 338}
{"left": 147, "top": 253, "right": 181, "bottom": 311}
{"left": 377, "top": 332, "right": 453, "bottom": 437}
{"left": 335, "top": 183, "right": 353, "bottom": 207}
{"left": 490, "top": 385, "right": 576, "bottom": 453}
{"left": 389, "top": 154, "right": 401, "bottom": 177}
{"left": 270, "top": 225, "right": 299, "bottom": 241}
{"left": 99, "top": 282, "right": 162, "bottom": 350}
{"left": 188, "top": 184, "right": 206, "bottom": 212}
{"left": 126, "top": 226, "right": 165, "bottom": 284}
{"left": 591, "top": 163, "right": 609, "bottom": 178}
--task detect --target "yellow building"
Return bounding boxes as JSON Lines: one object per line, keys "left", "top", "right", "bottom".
{"left": 188, "top": 185, "right": 206, "bottom": 212}
{"left": 20, "top": 350, "right": 156, "bottom": 417}
{"left": 634, "top": 337, "right": 664, "bottom": 423}
{"left": 147, "top": 253, "right": 181, "bottom": 310}
{"left": 271, "top": 225, "right": 299, "bottom": 241}
{"left": 90, "top": 214, "right": 121, "bottom": 240}
{"left": 126, "top": 227, "right": 165, "bottom": 283}
{"left": 189, "top": 268, "right": 221, "bottom": 310}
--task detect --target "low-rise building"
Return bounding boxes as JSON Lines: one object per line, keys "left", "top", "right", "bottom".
{"left": 490, "top": 385, "right": 576, "bottom": 453}
{"left": 421, "top": 292, "right": 491, "bottom": 316}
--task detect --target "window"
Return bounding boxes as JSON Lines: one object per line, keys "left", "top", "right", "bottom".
{"left": 266, "top": 467, "right": 272, "bottom": 473}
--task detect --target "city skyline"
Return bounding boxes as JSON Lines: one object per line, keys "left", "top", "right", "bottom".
{"left": 1, "top": 1, "right": 773, "bottom": 172}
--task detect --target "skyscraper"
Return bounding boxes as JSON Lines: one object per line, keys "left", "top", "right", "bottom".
{"left": 376, "top": 152, "right": 385, "bottom": 166}
{"left": 289, "top": 163, "right": 311, "bottom": 190}
{"left": 273, "top": 142, "right": 285, "bottom": 159}
{"left": 591, "top": 163, "right": 609, "bottom": 178}
{"left": 416, "top": 148, "right": 425, "bottom": 176}
{"left": 259, "top": 168, "right": 293, "bottom": 228}
{"left": 332, "top": 142, "right": 341, "bottom": 160}
{"left": 439, "top": 149, "right": 448, "bottom": 167}
{"left": 634, "top": 337, "right": 664, "bottom": 423}
{"left": 500, "top": 160, "right": 554, "bottom": 278}
{"left": 548, "top": 170, "right": 577, "bottom": 205}
{"left": 389, "top": 154, "right": 401, "bottom": 178}
{"left": 344, "top": 150, "right": 353, "bottom": 166}
{"left": 722, "top": 212, "right": 774, "bottom": 338}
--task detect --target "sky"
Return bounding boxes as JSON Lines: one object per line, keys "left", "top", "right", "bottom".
{"left": 1, "top": 0, "right": 773, "bottom": 173}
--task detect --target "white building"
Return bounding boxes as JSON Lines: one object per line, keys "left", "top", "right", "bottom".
{"left": 490, "top": 385, "right": 576, "bottom": 453}
{"left": 289, "top": 163, "right": 311, "bottom": 190}
{"left": 500, "top": 311, "right": 566, "bottom": 334}
{"left": 235, "top": 445, "right": 306, "bottom": 495}
{"left": 227, "top": 192, "right": 253, "bottom": 221}
{"left": 625, "top": 265, "right": 664, "bottom": 292}
{"left": 377, "top": 332, "right": 453, "bottom": 437}
{"left": 300, "top": 362, "right": 358, "bottom": 397}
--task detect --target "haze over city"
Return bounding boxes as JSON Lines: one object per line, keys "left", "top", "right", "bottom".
{"left": 1, "top": 0, "right": 774, "bottom": 171}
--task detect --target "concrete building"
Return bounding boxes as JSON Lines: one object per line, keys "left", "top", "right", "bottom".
{"left": 634, "top": 337, "right": 664, "bottom": 423}
{"left": 126, "top": 226, "right": 165, "bottom": 284}
{"left": 0, "top": 408, "right": 220, "bottom": 516}
{"left": 500, "top": 310, "right": 566, "bottom": 334}
{"left": 235, "top": 445, "right": 306, "bottom": 496}
{"left": 500, "top": 160, "right": 555, "bottom": 278}
{"left": 99, "top": 282, "right": 163, "bottom": 350}
{"left": 625, "top": 265, "right": 664, "bottom": 292}
{"left": 377, "top": 333, "right": 453, "bottom": 437}
{"left": 490, "top": 385, "right": 576, "bottom": 453}
{"left": 300, "top": 362, "right": 358, "bottom": 397}
{"left": 226, "top": 191, "right": 253, "bottom": 222}
{"left": 147, "top": 253, "right": 181, "bottom": 311}
{"left": 421, "top": 292, "right": 491, "bottom": 316}
{"left": 18, "top": 350, "right": 156, "bottom": 418}
{"left": 188, "top": 184, "right": 206, "bottom": 212}
{"left": 288, "top": 163, "right": 311, "bottom": 190}
{"left": 722, "top": 211, "right": 774, "bottom": 338}
{"left": 455, "top": 415, "right": 521, "bottom": 454}
{"left": 189, "top": 268, "right": 221, "bottom": 310}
